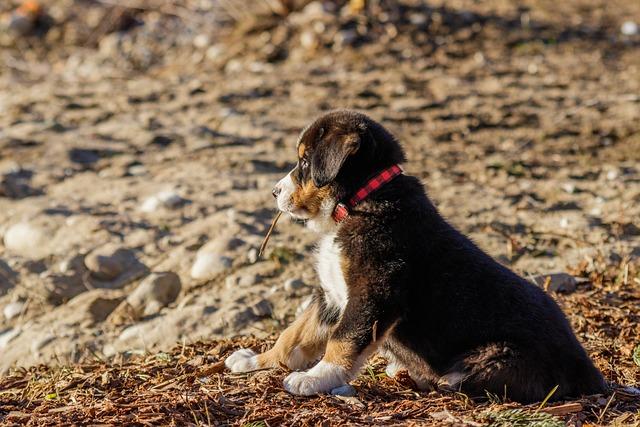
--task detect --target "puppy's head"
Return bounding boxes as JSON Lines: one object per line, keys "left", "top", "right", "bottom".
{"left": 273, "top": 110, "right": 405, "bottom": 221}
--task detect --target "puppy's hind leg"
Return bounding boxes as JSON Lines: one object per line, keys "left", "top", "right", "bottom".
{"left": 441, "top": 343, "right": 555, "bottom": 403}
{"left": 225, "top": 293, "right": 336, "bottom": 373}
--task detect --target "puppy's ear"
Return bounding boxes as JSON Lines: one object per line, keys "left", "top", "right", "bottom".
{"left": 311, "top": 133, "right": 360, "bottom": 188}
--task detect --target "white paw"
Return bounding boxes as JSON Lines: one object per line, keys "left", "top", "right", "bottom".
{"left": 385, "top": 361, "right": 402, "bottom": 378}
{"left": 283, "top": 361, "right": 346, "bottom": 396}
{"left": 284, "top": 371, "right": 324, "bottom": 396}
{"left": 225, "top": 348, "right": 258, "bottom": 373}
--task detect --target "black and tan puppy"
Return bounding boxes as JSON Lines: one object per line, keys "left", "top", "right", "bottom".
{"left": 226, "top": 110, "right": 605, "bottom": 403}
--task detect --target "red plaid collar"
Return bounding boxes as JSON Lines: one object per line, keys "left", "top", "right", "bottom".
{"left": 332, "top": 164, "right": 403, "bottom": 222}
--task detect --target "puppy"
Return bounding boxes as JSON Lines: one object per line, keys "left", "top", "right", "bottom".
{"left": 226, "top": 110, "right": 605, "bottom": 403}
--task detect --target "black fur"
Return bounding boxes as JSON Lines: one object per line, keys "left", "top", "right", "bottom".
{"left": 301, "top": 110, "right": 605, "bottom": 403}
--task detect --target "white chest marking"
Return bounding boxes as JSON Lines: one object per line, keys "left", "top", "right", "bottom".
{"left": 316, "top": 234, "right": 349, "bottom": 312}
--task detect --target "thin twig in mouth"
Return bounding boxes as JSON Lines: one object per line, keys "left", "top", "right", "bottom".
{"left": 258, "top": 211, "right": 282, "bottom": 258}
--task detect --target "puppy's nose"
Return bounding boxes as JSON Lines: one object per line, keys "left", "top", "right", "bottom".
{"left": 272, "top": 186, "right": 281, "bottom": 198}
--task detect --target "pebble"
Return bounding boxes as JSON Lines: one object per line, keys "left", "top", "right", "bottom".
{"left": 3, "top": 301, "right": 25, "bottom": 320}
{"left": 191, "top": 253, "right": 232, "bottom": 280}
{"left": 85, "top": 245, "right": 138, "bottom": 281}
{"left": 3, "top": 222, "right": 47, "bottom": 258}
{"left": 0, "top": 328, "right": 21, "bottom": 350}
{"left": 531, "top": 273, "right": 577, "bottom": 293}
{"left": 284, "top": 278, "right": 305, "bottom": 293}
{"left": 0, "top": 169, "right": 39, "bottom": 199}
{"left": 126, "top": 272, "right": 182, "bottom": 317}
{"left": 67, "top": 290, "right": 125, "bottom": 323}
{"left": 621, "top": 21, "right": 638, "bottom": 36}
{"left": 247, "top": 247, "right": 259, "bottom": 264}
{"left": 331, "top": 384, "right": 357, "bottom": 397}
{"left": 140, "top": 190, "right": 186, "bottom": 212}
{"left": 190, "top": 235, "right": 245, "bottom": 280}
{"left": 250, "top": 299, "right": 272, "bottom": 317}
{"left": 193, "top": 34, "right": 210, "bottom": 49}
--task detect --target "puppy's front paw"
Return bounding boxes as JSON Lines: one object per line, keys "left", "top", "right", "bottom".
{"left": 283, "top": 361, "right": 346, "bottom": 396}
{"left": 225, "top": 348, "right": 258, "bottom": 373}
{"left": 284, "top": 371, "right": 324, "bottom": 396}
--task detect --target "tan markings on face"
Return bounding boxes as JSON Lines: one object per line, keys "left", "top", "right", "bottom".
{"left": 298, "top": 143, "right": 306, "bottom": 159}
{"left": 291, "top": 180, "right": 332, "bottom": 215}
{"left": 323, "top": 339, "right": 356, "bottom": 370}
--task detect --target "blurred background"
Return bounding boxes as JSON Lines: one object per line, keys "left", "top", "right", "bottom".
{"left": 0, "top": 0, "right": 638, "bottom": 382}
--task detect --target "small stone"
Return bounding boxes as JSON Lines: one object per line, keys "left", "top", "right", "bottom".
{"left": 250, "top": 299, "right": 272, "bottom": 317}
{"left": 68, "top": 148, "right": 100, "bottom": 165}
{"left": 149, "top": 134, "right": 174, "bottom": 147}
{"left": 67, "top": 290, "right": 125, "bottom": 323}
{"left": 531, "top": 273, "right": 577, "bottom": 293}
{"left": 126, "top": 272, "right": 182, "bottom": 317}
{"left": 206, "top": 45, "right": 223, "bottom": 60}
{"left": 238, "top": 274, "right": 261, "bottom": 287}
{"left": 284, "top": 278, "right": 305, "bottom": 293}
{"left": 140, "top": 190, "right": 186, "bottom": 212}
{"left": 128, "top": 164, "right": 147, "bottom": 176}
{"left": 331, "top": 384, "right": 356, "bottom": 397}
{"left": 4, "top": 222, "right": 47, "bottom": 258}
{"left": 0, "top": 168, "right": 39, "bottom": 199}
{"left": 193, "top": 34, "right": 210, "bottom": 48}
{"left": 191, "top": 253, "right": 232, "bottom": 280}
{"left": 85, "top": 245, "right": 138, "bottom": 281}
{"left": 0, "top": 328, "right": 21, "bottom": 350}
{"left": 247, "top": 248, "right": 259, "bottom": 264}
{"left": 3, "top": 301, "right": 25, "bottom": 320}
{"left": 621, "top": 21, "right": 638, "bottom": 36}
{"left": 189, "top": 235, "right": 244, "bottom": 280}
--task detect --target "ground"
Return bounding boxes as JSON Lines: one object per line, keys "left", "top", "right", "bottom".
{"left": 0, "top": 0, "right": 639, "bottom": 425}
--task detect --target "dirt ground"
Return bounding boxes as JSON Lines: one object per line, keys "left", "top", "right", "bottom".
{"left": 0, "top": 0, "right": 639, "bottom": 425}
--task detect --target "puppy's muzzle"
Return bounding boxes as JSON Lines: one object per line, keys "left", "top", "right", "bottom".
{"left": 272, "top": 185, "right": 282, "bottom": 198}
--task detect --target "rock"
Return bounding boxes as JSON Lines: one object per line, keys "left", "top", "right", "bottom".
{"left": 621, "top": 21, "right": 638, "bottom": 36}
{"left": 247, "top": 248, "right": 259, "bottom": 264}
{"left": 149, "top": 134, "right": 175, "bottom": 147}
{"left": 140, "top": 190, "right": 187, "bottom": 212}
{"left": 331, "top": 384, "right": 357, "bottom": 397}
{"left": 41, "top": 272, "right": 86, "bottom": 305}
{"left": 531, "top": 273, "right": 577, "bottom": 293}
{"left": 0, "top": 168, "right": 40, "bottom": 199}
{"left": 0, "top": 328, "right": 21, "bottom": 350}
{"left": 85, "top": 245, "right": 139, "bottom": 281}
{"left": 124, "top": 272, "right": 182, "bottom": 318}
{"left": 65, "top": 290, "right": 126, "bottom": 323}
{"left": 225, "top": 274, "right": 260, "bottom": 288}
{"left": 59, "top": 254, "right": 85, "bottom": 275}
{"left": 191, "top": 253, "right": 232, "bottom": 280}
{"left": 190, "top": 235, "right": 245, "bottom": 280}
{"left": 68, "top": 148, "right": 100, "bottom": 165}
{"left": 3, "top": 301, "right": 25, "bottom": 320}
{"left": 250, "top": 299, "right": 272, "bottom": 317}
{"left": 284, "top": 278, "right": 305, "bottom": 293}
{"left": 3, "top": 222, "right": 48, "bottom": 258}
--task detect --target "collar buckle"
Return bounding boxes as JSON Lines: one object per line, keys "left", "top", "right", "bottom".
{"left": 332, "top": 202, "right": 349, "bottom": 223}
